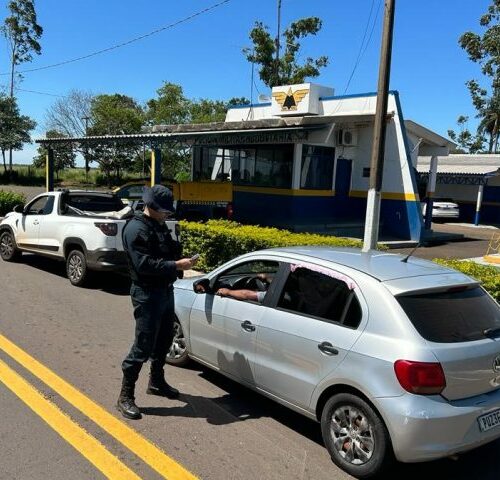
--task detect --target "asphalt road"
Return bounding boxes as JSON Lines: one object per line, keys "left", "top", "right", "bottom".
{"left": 1, "top": 254, "right": 500, "bottom": 480}
{"left": 392, "top": 223, "right": 498, "bottom": 260}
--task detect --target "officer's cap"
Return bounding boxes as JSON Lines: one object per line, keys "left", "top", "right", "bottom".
{"left": 142, "top": 185, "right": 174, "bottom": 213}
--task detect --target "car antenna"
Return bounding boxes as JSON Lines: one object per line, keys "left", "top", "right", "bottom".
{"left": 401, "top": 242, "right": 421, "bottom": 263}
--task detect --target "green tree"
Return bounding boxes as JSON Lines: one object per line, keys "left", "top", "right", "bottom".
{"left": 227, "top": 97, "right": 251, "bottom": 107}
{"left": 244, "top": 18, "right": 328, "bottom": 88}
{"left": 189, "top": 97, "right": 250, "bottom": 123}
{"left": 457, "top": 0, "right": 500, "bottom": 152}
{"left": 32, "top": 130, "right": 76, "bottom": 177}
{"left": 448, "top": 116, "right": 485, "bottom": 153}
{"left": 0, "top": 93, "right": 36, "bottom": 173}
{"left": 1, "top": 0, "right": 43, "bottom": 172}
{"left": 89, "top": 94, "right": 144, "bottom": 135}
{"left": 146, "top": 82, "right": 191, "bottom": 179}
{"left": 1, "top": 0, "right": 43, "bottom": 97}
{"left": 189, "top": 98, "right": 227, "bottom": 123}
{"left": 146, "top": 82, "right": 190, "bottom": 125}
{"left": 88, "top": 94, "right": 145, "bottom": 183}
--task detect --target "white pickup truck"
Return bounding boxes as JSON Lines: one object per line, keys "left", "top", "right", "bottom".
{"left": 0, "top": 190, "right": 180, "bottom": 286}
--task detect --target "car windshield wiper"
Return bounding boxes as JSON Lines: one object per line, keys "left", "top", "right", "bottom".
{"left": 483, "top": 327, "right": 500, "bottom": 339}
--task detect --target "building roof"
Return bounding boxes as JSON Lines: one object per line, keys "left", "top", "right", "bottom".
{"left": 405, "top": 120, "right": 456, "bottom": 149}
{"left": 35, "top": 120, "right": 327, "bottom": 146}
{"left": 35, "top": 113, "right": 385, "bottom": 146}
{"left": 417, "top": 154, "right": 500, "bottom": 176}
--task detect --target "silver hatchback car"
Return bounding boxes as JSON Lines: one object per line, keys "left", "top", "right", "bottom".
{"left": 168, "top": 247, "right": 500, "bottom": 478}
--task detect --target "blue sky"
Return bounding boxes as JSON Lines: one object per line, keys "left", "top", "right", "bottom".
{"left": 0, "top": 0, "right": 493, "bottom": 164}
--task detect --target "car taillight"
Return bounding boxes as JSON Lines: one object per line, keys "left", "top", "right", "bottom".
{"left": 94, "top": 222, "right": 117, "bottom": 236}
{"left": 226, "top": 202, "right": 234, "bottom": 220}
{"left": 394, "top": 360, "right": 446, "bottom": 395}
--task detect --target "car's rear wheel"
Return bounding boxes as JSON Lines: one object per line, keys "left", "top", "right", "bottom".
{"left": 0, "top": 231, "right": 22, "bottom": 262}
{"left": 166, "top": 318, "right": 190, "bottom": 366}
{"left": 66, "top": 249, "right": 89, "bottom": 286}
{"left": 321, "top": 393, "right": 393, "bottom": 479}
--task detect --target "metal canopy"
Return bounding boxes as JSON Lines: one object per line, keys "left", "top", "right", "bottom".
{"left": 35, "top": 124, "right": 327, "bottom": 148}
{"left": 418, "top": 171, "right": 499, "bottom": 186}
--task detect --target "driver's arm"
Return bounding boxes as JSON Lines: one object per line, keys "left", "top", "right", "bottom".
{"left": 216, "top": 288, "right": 259, "bottom": 302}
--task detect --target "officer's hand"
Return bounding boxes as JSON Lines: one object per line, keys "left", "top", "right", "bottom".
{"left": 175, "top": 257, "right": 197, "bottom": 271}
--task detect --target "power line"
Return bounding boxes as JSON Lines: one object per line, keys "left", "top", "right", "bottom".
{"left": 343, "top": 0, "right": 380, "bottom": 95}
{"left": 0, "top": 0, "right": 231, "bottom": 76}
{"left": 17, "top": 88, "right": 67, "bottom": 98}
{"left": 361, "top": 0, "right": 383, "bottom": 58}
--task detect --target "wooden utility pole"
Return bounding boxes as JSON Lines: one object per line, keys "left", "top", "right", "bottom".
{"left": 362, "top": 0, "right": 396, "bottom": 252}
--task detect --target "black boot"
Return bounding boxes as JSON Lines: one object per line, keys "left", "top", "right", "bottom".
{"left": 117, "top": 377, "right": 141, "bottom": 420}
{"left": 147, "top": 370, "right": 179, "bottom": 399}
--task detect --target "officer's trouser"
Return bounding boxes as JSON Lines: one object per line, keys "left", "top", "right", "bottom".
{"left": 121, "top": 283, "right": 175, "bottom": 383}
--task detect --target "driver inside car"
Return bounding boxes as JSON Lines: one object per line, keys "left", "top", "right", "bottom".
{"left": 216, "top": 272, "right": 273, "bottom": 303}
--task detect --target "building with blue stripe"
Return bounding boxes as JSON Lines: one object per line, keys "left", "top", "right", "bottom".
{"left": 181, "top": 83, "right": 455, "bottom": 242}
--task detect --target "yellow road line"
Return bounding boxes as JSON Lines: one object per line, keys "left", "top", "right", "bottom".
{"left": 0, "top": 358, "right": 141, "bottom": 480}
{"left": 0, "top": 333, "right": 198, "bottom": 480}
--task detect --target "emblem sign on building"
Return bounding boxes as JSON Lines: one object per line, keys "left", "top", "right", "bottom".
{"left": 271, "top": 83, "right": 335, "bottom": 116}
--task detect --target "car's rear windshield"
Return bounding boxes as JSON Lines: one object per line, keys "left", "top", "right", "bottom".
{"left": 65, "top": 194, "right": 124, "bottom": 212}
{"left": 397, "top": 287, "right": 500, "bottom": 343}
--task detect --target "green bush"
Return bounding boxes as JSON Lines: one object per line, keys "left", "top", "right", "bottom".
{"left": 433, "top": 259, "right": 500, "bottom": 302}
{"left": 0, "top": 190, "right": 26, "bottom": 216}
{"left": 180, "top": 219, "right": 376, "bottom": 271}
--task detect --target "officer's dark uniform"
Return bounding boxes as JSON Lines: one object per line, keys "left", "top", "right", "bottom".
{"left": 118, "top": 186, "right": 182, "bottom": 420}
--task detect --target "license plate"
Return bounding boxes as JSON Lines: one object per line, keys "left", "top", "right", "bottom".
{"left": 478, "top": 409, "right": 500, "bottom": 432}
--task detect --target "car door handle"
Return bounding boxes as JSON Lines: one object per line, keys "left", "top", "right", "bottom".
{"left": 33, "top": 220, "right": 39, "bottom": 225}
{"left": 318, "top": 342, "right": 339, "bottom": 356}
{"left": 241, "top": 320, "right": 256, "bottom": 332}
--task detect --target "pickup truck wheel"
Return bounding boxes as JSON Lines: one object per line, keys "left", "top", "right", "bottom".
{"left": 0, "top": 231, "right": 22, "bottom": 262}
{"left": 66, "top": 250, "right": 88, "bottom": 286}
{"left": 166, "top": 318, "right": 190, "bottom": 367}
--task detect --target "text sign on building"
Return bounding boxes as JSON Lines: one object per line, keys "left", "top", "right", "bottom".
{"left": 192, "top": 130, "right": 310, "bottom": 146}
{"left": 271, "top": 83, "right": 334, "bottom": 116}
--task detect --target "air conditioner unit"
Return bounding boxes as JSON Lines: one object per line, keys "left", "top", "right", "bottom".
{"left": 336, "top": 129, "right": 358, "bottom": 147}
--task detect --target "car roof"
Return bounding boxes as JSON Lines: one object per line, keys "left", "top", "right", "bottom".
{"left": 251, "top": 246, "right": 459, "bottom": 282}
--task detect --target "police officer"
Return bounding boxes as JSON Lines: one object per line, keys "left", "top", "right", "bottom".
{"left": 117, "top": 185, "right": 197, "bottom": 420}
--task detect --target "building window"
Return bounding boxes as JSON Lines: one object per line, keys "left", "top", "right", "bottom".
{"left": 363, "top": 167, "right": 370, "bottom": 178}
{"left": 193, "top": 145, "right": 293, "bottom": 188}
{"left": 193, "top": 147, "right": 232, "bottom": 181}
{"left": 300, "top": 145, "right": 335, "bottom": 189}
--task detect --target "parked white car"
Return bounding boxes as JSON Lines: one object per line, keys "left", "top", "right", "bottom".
{"left": 421, "top": 197, "right": 460, "bottom": 220}
{"left": 0, "top": 190, "right": 180, "bottom": 286}
{"left": 168, "top": 247, "right": 500, "bottom": 478}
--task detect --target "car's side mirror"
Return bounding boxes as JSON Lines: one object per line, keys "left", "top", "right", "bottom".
{"left": 193, "top": 278, "right": 211, "bottom": 294}
{"left": 13, "top": 204, "right": 25, "bottom": 214}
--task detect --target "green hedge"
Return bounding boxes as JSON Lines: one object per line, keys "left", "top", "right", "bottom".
{"left": 180, "top": 219, "right": 372, "bottom": 271}
{"left": 0, "top": 190, "right": 25, "bottom": 216}
{"left": 433, "top": 259, "right": 500, "bottom": 302}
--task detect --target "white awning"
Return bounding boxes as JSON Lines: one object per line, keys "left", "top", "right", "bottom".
{"left": 417, "top": 154, "right": 500, "bottom": 176}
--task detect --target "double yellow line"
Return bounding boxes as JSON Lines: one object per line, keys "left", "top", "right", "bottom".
{"left": 0, "top": 333, "right": 198, "bottom": 480}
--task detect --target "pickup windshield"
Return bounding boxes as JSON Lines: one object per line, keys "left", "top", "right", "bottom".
{"left": 397, "top": 287, "right": 500, "bottom": 343}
